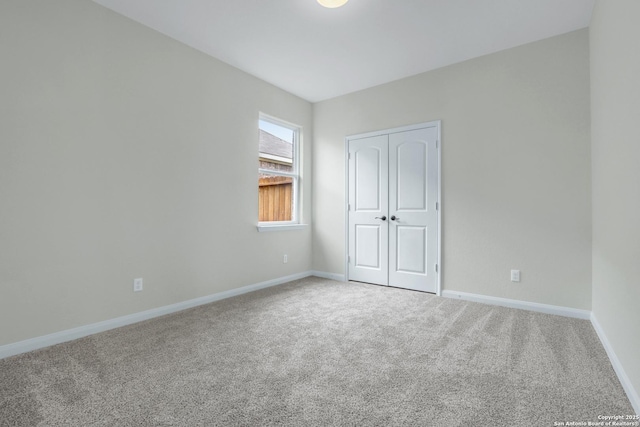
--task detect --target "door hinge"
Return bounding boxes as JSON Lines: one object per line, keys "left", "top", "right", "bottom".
{"left": 435, "top": 202, "right": 439, "bottom": 211}
{"left": 348, "top": 203, "right": 351, "bottom": 211}
{"left": 436, "top": 140, "right": 439, "bottom": 148}
{"left": 348, "top": 255, "right": 351, "bottom": 263}
{"left": 435, "top": 264, "right": 438, "bottom": 273}
{"left": 348, "top": 152, "right": 351, "bottom": 160}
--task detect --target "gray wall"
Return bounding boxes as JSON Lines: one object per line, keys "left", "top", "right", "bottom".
{"left": 590, "top": 0, "right": 640, "bottom": 409}
{"left": 0, "top": 0, "right": 313, "bottom": 346}
{"left": 313, "top": 30, "right": 592, "bottom": 310}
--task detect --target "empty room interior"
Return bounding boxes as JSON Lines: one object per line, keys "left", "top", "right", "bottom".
{"left": 1, "top": 0, "right": 639, "bottom": 425}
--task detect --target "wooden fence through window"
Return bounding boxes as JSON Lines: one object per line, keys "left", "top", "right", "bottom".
{"left": 259, "top": 176, "right": 293, "bottom": 221}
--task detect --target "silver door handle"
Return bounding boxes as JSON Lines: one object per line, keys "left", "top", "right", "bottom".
{"left": 390, "top": 215, "right": 398, "bottom": 221}
{"left": 375, "top": 216, "right": 387, "bottom": 221}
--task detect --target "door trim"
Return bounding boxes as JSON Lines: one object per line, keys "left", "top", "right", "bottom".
{"left": 344, "top": 121, "right": 442, "bottom": 295}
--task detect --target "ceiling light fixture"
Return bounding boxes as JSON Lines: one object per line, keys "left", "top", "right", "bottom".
{"left": 317, "top": 0, "right": 349, "bottom": 8}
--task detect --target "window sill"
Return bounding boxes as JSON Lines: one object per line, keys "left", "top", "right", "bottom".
{"left": 257, "top": 224, "right": 308, "bottom": 233}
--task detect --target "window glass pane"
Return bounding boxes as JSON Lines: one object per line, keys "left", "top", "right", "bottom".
{"left": 259, "top": 123, "right": 293, "bottom": 172}
{"left": 258, "top": 175, "right": 294, "bottom": 222}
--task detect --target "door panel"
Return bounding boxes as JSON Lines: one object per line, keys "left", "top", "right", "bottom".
{"left": 348, "top": 135, "right": 389, "bottom": 286}
{"left": 355, "top": 149, "right": 381, "bottom": 211}
{"left": 396, "top": 226, "right": 426, "bottom": 274}
{"left": 396, "top": 142, "right": 427, "bottom": 210}
{"left": 389, "top": 127, "right": 438, "bottom": 292}
{"left": 355, "top": 225, "right": 381, "bottom": 268}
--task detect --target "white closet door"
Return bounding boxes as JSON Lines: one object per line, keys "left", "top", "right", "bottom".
{"left": 388, "top": 127, "right": 438, "bottom": 293}
{"left": 348, "top": 135, "right": 389, "bottom": 286}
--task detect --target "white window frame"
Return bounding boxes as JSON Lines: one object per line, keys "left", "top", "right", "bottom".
{"left": 257, "top": 113, "right": 305, "bottom": 232}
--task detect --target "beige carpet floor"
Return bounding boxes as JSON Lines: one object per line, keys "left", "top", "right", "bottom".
{"left": 0, "top": 276, "right": 633, "bottom": 426}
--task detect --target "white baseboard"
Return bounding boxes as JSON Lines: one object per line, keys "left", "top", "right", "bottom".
{"left": 591, "top": 313, "right": 640, "bottom": 415}
{"left": 441, "top": 290, "right": 591, "bottom": 320}
{"left": 0, "top": 271, "right": 314, "bottom": 360}
{"left": 310, "top": 271, "right": 346, "bottom": 282}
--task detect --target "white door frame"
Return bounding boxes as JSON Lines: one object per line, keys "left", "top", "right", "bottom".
{"left": 344, "top": 121, "right": 442, "bottom": 296}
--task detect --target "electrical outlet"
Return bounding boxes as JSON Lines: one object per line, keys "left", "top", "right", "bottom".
{"left": 133, "top": 278, "right": 143, "bottom": 292}
{"left": 283, "top": 254, "right": 288, "bottom": 264}
{"left": 510, "top": 270, "right": 521, "bottom": 282}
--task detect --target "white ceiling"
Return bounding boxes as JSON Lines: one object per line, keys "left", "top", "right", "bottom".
{"left": 92, "top": 0, "right": 595, "bottom": 102}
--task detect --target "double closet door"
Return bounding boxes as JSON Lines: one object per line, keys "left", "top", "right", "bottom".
{"left": 347, "top": 123, "right": 440, "bottom": 293}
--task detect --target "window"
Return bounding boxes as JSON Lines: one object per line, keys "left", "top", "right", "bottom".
{"left": 258, "top": 115, "right": 300, "bottom": 225}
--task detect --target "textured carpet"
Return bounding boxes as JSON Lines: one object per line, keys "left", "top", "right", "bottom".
{"left": 0, "top": 277, "right": 633, "bottom": 426}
